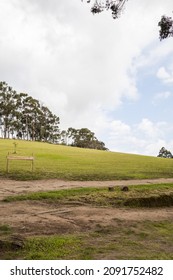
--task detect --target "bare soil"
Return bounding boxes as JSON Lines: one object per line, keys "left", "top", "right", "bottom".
{"left": 1, "top": 178, "right": 173, "bottom": 237}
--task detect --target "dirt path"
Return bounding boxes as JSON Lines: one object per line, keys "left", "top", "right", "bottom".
{"left": 1, "top": 177, "right": 173, "bottom": 200}
{"left": 1, "top": 200, "right": 173, "bottom": 237}
{"left": 1, "top": 178, "right": 173, "bottom": 237}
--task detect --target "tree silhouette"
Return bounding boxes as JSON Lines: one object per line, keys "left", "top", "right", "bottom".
{"left": 82, "top": 1, "right": 173, "bottom": 40}
{"left": 157, "top": 147, "right": 173, "bottom": 158}
{"left": 82, "top": 0, "right": 127, "bottom": 19}
{"left": 158, "top": 15, "right": 173, "bottom": 40}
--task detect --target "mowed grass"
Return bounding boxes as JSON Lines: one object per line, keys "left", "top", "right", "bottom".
{"left": 1, "top": 138, "right": 173, "bottom": 180}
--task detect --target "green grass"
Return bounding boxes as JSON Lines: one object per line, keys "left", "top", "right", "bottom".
{"left": 1, "top": 220, "right": 173, "bottom": 260}
{"left": 3, "top": 183, "right": 173, "bottom": 208}
{"left": 0, "top": 224, "right": 12, "bottom": 235}
{"left": 1, "top": 138, "right": 173, "bottom": 180}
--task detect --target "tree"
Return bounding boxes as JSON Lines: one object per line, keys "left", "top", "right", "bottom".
{"left": 60, "top": 130, "right": 68, "bottom": 145}
{"left": 158, "top": 15, "right": 173, "bottom": 40}
{"left": 82, "top": 0, "right": 127, "bottom": 19}
{"left": 66, "top": 127, "right": 108, "bottom": 150}
{"left": 82, "top": 1, "right": 173, "bottom": 40}
{"left": 0, "top": 81, "right": 19, "bottom": 138}
{"left": 157, "top": 147, "right": 173, "bottom": 158}
{"left": 0, "top": 81, "right": 60, "bottom": 142}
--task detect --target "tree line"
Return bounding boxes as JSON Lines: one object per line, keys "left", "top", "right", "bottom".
{"left": 0, "top": 81, "right": 107, "bottom": 150}
{"left": 0, "top": 81, "right": 60, "bottom": 142}
{"left": 61, "top": 127, "right": 107, "bottom": 150}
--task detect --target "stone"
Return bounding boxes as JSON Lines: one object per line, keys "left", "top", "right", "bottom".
{"left": 108, "top": 186, "right": 114, "bottom": 191}
{"left": 121, "top": 186, "right": 129, "bottom": 192}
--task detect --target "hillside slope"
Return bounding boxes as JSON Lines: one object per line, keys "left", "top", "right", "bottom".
{"left": 0, "top": 139, "right": 173, "bottom": 180}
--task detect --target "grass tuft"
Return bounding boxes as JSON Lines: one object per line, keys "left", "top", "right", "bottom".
{"left": 0, "top": 224, "right": 12, "bottom": 234}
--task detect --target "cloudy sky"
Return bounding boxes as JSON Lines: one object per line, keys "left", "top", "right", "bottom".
{"left": 1, "top": 0, "right": 173, "bottom": 156}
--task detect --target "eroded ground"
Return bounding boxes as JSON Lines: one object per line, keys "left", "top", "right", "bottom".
{"left": 1, "top": 178, "right": 173, "bottom": 237}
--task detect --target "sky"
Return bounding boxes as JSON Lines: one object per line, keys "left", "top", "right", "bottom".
{"left": 0, "top": 0, "right": 173, "bottom": 156}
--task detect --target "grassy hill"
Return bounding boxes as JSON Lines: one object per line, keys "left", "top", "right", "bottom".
{"left": 1, "top": 138, "right": 173, "bottom": 180}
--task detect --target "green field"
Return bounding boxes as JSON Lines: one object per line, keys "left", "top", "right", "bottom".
{"left": 1, "top": 138, "right": 173, "bottom": 180}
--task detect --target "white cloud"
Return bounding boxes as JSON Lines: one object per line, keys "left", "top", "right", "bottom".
{"left": 103, "top": 118, "right": 173, "bottom": 156}
{"left": 157, "top": 67, "right": 170, "bottom": 80}
{"left": 157, "top": 66, "right": 173, "bottom": 83}
{"left": 137, "top": 118, "right": 166, "bottom": 139}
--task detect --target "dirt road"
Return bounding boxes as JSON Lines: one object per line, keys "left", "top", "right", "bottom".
{"left": 1, "top": 177, "right": 173, "bottom": 200}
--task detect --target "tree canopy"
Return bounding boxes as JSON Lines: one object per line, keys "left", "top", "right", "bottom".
{"left": 64, "top": 127, "right": 108, "bottom": 150}
{"left": 0, "top": 81, "right": 107, "bottom": 150}
{"left": 0, "top": 81, "right": 60, "bottom": 142}
{"left": 82, "top": 0, "right": 173, "bottom": 40}
{"left": 82, "top": 0, "right": 127, "bottom": 19}
{"left": 157, "top": 147, "right": 173, "bottom": 158}
{"left": 158, "top": 15, "right": 173, "bottom": 40}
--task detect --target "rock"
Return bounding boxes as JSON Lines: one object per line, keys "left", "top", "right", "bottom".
{"left": 10, "top": 234, "right": 25, "bottom": 249}
{"left": 121, "top": 186, "right": 129, "bottom": 192}
{"left": 108, "top": 187, "right": 114, "bottom": 191}
{"left": 0, "top": 235, "right": 25, "bottom": 250}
